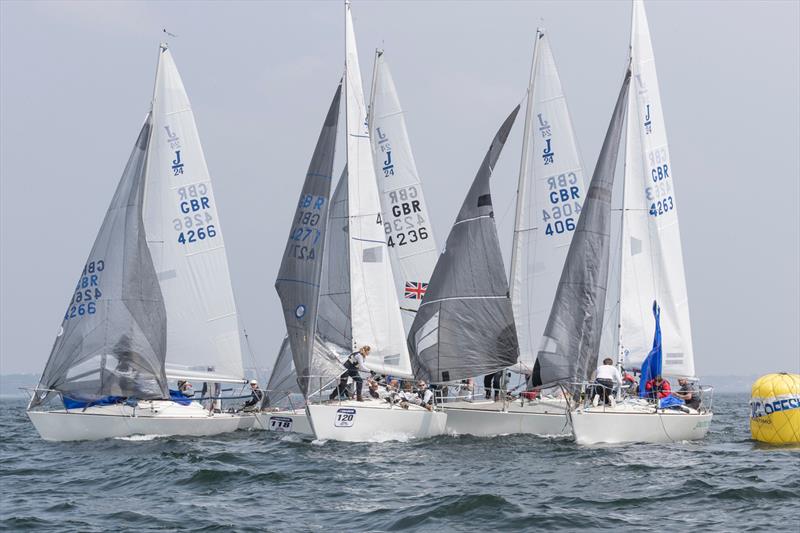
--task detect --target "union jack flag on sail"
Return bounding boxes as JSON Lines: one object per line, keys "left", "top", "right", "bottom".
{"left": 404, "top": 281, "right": 428, "bottom": 300}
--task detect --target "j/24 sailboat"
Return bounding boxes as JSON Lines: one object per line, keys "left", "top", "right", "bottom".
{"left": 27, "top": 44, "right": 253, "bottom": 441}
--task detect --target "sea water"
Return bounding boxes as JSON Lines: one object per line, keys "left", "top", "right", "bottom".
{"left": 1, "top": 393, "right": 797, "bottom": 532}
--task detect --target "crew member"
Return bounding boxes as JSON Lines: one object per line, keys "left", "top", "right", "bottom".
{"left": 484, "top": 371, "right": 502, "bottom": 401}
{"left": 673, "top": 377, "right": 700, "bottom": 409}
{"left": 416, "top": 380, "right": 434, "bottom": 411}
{"left": 593, "top": 358, "right": 622, "bottom": 407}
{"left": 645, "top": 375, "right": 672, "bottom": 399}
{"left": 329, "top": 345, "right": 371, "bottom": 402}
{"left": 242, "top": 379, "right": 264, "bottom": 411}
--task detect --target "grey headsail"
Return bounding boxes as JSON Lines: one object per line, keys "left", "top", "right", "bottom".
{"left": 265, "top": 337, "right": 300, "bottom": 406}
{"left": 275, "top": 83, "right": 342, "bottom": 396}
{"left": 31, "top": 117, "right": 168, "bottom": 407}
{"left": 533, "top": 70, "right": 631, "bottom": 388}
{"left": 316, "top": 166, "right": 352, "bottom": 352}
{"left": 408, "top": 107, "right": 521, "bottom": 383}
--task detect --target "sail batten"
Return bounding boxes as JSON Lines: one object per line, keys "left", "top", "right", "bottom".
{"left": 408, "top": 107, "right": 521, "bottom": 383}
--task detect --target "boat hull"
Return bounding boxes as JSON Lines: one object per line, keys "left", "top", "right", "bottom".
{"left": 570, "top": 406, "right": 713, "bottom": 445}
{"left": 253, "top": 409, "right": 313, "bottom": 436}
{"left": 27, "top": 401, "right": 254, "bottom": 442}
{"left": 443, "top": 399, "right": 570, "bottom": 437}
{"left": 306, "top": 401, "right": 447, "bottom": 442}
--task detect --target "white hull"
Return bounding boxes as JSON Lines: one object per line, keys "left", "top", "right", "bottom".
{"left": 253, "top": 409, "right": 313, "bottom": 437}
{"left": 571, "top": 403, "right": 713, "bottom": 445}
{"left": 443, "top": 398, "right": 570, "bottom": 437}
{"left": 27, "top": 400, "right": 254, "bottom": 442}
{"left": 306, "top": 400, "right": 447, "bottom": 442}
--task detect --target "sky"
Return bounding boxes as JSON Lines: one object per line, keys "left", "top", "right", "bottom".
{"left": 1, "top": 0, "right": 798, "bottom": 378}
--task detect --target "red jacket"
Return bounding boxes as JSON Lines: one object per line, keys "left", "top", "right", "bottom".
{"left": 645, "top": 378, "right": 671, "bottom": 399}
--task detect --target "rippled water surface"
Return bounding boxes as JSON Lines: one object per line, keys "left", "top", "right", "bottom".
{"left": 1, "top": 394, "right": 798, "bottom": 532}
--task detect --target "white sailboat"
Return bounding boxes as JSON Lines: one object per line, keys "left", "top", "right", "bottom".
{"left": 437, "top": 28, "right": 580, "bottom": 438}
{"left": 284, "top": 2, "right": 445, "bottom": 442}
{"left": 27, "top": 44, "right": 253, "bottom": 441}
{"left": 566, "top": 0, "right": 712, "bottom": 444}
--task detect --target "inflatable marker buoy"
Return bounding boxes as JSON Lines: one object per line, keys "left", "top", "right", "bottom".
{"left": 750, "top": 373, "right": 800, "bottom": 445}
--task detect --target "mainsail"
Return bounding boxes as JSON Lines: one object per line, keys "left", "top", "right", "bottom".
{"left": 368, "top": 49, "right": 439, "bottom": 331}
{"left": 408, "top": 107, "right": 521, "bottom": 383}
{"left": 143, "top": 45, "right": 245, "bottom": 383}
{"left": 32, "top": 117, "right": 168, "bottom": 407}
{"left": 534, "top": 70, "right": 631, "bottom": 387}
{"left": 275, "top": 84, "right": 342, "bottom": 394}
{"left": 345, "top": 3, "right": 411, "bottom": 377}
{"left": 618, "top": 0, "right": 695, "bottom": 378}
{"left": 509, "top": 28, "right": 588, "bottom": 373}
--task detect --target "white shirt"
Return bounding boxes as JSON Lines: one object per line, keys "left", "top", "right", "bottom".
{"left": 595, "top": 364, "right": 623, "bottom": 384}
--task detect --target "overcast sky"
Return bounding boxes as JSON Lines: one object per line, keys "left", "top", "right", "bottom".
{"left": 1, "top": 0, "right": 798, "bottom": 378}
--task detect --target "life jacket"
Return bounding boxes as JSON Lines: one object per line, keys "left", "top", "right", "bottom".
{"left": 521, "top": 390, "right": 540, "bottom": 401}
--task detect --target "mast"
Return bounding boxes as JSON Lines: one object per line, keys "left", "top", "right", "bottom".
{"left": 509, "top": 28, "right": 541, "bottom": 307}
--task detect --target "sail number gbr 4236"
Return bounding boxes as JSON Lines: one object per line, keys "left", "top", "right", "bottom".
{"left": 383, "top": 185, "right": 429, "bottom": 247}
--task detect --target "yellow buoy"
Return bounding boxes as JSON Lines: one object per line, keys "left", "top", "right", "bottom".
{"left": 750, "top": 373, "right": 800, "bottom": 445}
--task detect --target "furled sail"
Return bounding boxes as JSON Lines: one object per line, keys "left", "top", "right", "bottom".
{"left": 509, "top": 29, "right": 588, "bottom": 373}
{"left": 345, "top": 3, "right": 411, "bottom": 377}
{"left": 408, "top": 107, "right": 521, "bottom": 383}
{"left": 533, "top": 71, "right": 631, "bottom": 387}
{"left": 618, "top": 0, "right": 695, "bottom": 378}
{"left": 32, "top": 117, "right": 168, "bottom": 407}
{"left": 275, "top": 84, "right": 342, "bottom": 394}
{"left": 368, "top": 50, "right": 439, "bottom": 331}
{"left": 143, "top": 45, "right": 245, "bottom": 383}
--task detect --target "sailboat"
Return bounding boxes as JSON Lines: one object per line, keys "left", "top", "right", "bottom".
{"left": 27, "top": 44, "right": 253, "bottom": 441}
{"left": 272, "top": 2, "right": 445, "bottom": 442}
{"left": 430, "top": 28, "right": 580, "bottom": 437}
{"left": 542, "top": 0, "right": 713, "bottom": 445}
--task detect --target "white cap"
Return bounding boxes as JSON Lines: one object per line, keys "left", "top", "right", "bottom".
{"left": 249, "top": 379, "right": 258, "bottom": 386}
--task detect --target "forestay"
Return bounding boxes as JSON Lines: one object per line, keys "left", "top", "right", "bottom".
{"left": 534, "top": 71, "right": 631, "bottom": 387}
{"left": 32, "top": 118, "right": 168, "bottom": 407}
{"left": 409, "top": 107, "right": 521, "bottom": 383}
{"left": 275, "top": 84, "right": 341, "bottom": 394}
{"left": 509, "top": 29, "right": 588, "bottom": 373}
{"left": 345, "top": 4, "right": 411, "bottom": 377}
{"left": 368, "top": 50, "right": 438, "bottom": 331}
{"left": 619, "top": 0, "right": 694, "bottom": 378}
{"left": 143, "top": 45, "right": 245, "bottom": 384}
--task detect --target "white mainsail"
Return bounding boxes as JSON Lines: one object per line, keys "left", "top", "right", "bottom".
{"left": 368, "top": 50, "right": 439, "bottom": 331}
{"left": 618, "top": 0, "right": 694, "bottom": 378}
{"left": 509, "top": 29, "right": 588, "bottom": 373}
{"left": 344, "top": 3, "right": 412, "bottom": 377}
{"left": 143, "top": 45, "right": 245, "bottom": 383}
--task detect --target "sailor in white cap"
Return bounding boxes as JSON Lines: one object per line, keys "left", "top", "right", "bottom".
{"left": 242, "top": 379, "right": 264, "bottom": 412}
